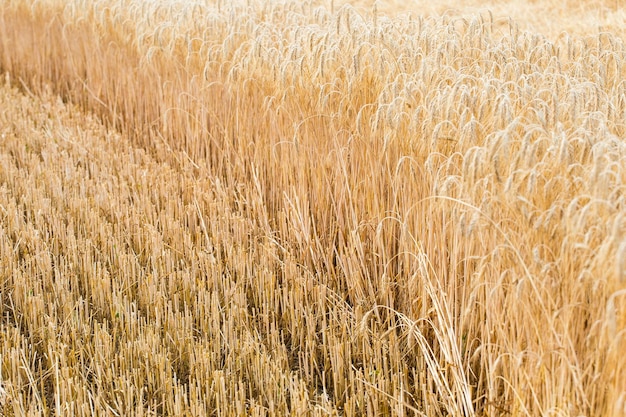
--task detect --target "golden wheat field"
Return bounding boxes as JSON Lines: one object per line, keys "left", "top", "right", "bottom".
{"left": 0, "top": 0, "right": 626, "bottom": 415}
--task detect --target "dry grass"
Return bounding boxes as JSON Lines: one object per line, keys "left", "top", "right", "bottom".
{"left": 0, "top": 0, "right": 625, "bottom": 415}
{"left": 340, "top": 0, "right": 626, "bottom": 40}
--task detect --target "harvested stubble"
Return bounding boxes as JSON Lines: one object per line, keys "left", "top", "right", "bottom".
{"left": 0, "top": 0, "right": 625, "bottom": 415}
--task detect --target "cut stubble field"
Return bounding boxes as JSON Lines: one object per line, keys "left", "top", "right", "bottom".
{"left": 0, "top": 0, "right": 625, "bottom": 416}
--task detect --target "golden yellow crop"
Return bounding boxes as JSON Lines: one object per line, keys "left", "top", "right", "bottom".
{"left": 0, "top": 0, "right": 625, "bottom": 415}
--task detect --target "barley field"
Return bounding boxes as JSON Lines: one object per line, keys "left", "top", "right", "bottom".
{"left": 0, "top": 0, "right": 625, "bottom": 415}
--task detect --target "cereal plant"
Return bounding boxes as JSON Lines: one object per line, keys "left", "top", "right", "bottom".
{"left": 0, "top": 0, "right": 625, "bottom": 415}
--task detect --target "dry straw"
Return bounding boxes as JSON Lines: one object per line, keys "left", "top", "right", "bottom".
{"left": 0, "top": 0, "right": 625, "bottom": 415}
